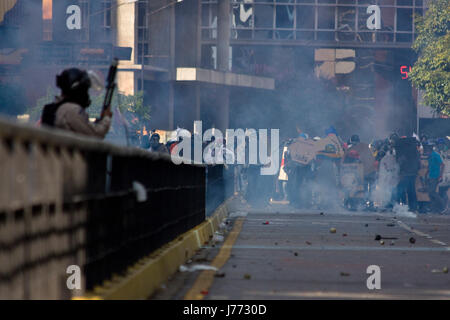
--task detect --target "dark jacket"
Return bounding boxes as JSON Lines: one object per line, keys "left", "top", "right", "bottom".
{"left": 395, "top": 138, "right": 420, "bottom": 177}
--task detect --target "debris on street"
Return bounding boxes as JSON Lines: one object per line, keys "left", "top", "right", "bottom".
{"left": 179, "top": 265, "right": 218, "bottom": 272}
{"left": 375, "top": 234, "right": 398, "bottom": 241}
{"left": 386, "top": 223, "right": 396, "bottom": 227}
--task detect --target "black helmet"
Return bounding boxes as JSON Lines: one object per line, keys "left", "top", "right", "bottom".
{"left": 57, "top": 68, "right": 91, "bottom": 94}
{"left": 350, "top": 134, "right": 360, "bottom": 144}
{"left": 56, "top": 68, "right": 92, "bottom": 107}
{"left": 389, "top": 133, "right": 399, "bottom": 142}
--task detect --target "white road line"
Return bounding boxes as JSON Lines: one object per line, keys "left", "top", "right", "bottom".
{"left": 431, "top": 239, "right": 447, "bottom": 246}
{"left": 205, "top": 244, "right": 450, "bottom": 252}
{"left": 397, "top": 220, "right": 448, "bottom": 247}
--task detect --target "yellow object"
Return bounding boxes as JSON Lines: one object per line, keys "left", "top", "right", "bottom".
{"left": 74, "top": 199, "right": 232, "bottom": 300}
{"left": 0, "top": 0, "right": 17, "bottom": 23}
{"left": 184, "top": 218, "right": 245, "bottom": 300}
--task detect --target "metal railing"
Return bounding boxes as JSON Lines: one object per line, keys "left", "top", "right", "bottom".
{"left": 205, "top": 164, "right": 234, "bottom": 217}
{"left": 0, "top": 116, "right": 212, "bottom": 299}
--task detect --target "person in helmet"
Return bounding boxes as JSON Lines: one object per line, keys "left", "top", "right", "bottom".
{"left": 41, "top": 68, "right": 112, "bottom": 138}
{"left": 348, "top": 134, "right": 360, "bottom": 148}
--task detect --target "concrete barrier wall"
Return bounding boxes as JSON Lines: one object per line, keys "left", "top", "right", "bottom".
{"left": 0, "top": 117, "right": 206, "bottom": 299}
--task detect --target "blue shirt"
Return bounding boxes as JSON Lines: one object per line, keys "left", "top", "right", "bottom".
{"left": 428, "top": 151, "right": 443, "bottom": 179}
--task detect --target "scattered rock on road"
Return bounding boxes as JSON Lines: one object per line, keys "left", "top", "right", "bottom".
{"left": 330, "top": 228, "right": 337, "bottom": 233}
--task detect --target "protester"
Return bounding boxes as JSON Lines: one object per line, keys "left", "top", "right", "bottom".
{"left": 346, "top": 134, "right": 376, "bottom": 205}
{"left": 278, "top": 146, "right": 289, "bottom": 201}
{"left": 42, "top": 68, "right": 111, "bottom": 138}
{"left": 425, "top": 144, "right": 446, "bottom": 213}
{"left": 148, "top": 133, "right": 169, "bottom": 154}
{"left": 395, "top": 137, "right": 420, "bottom": 212}
{"left": 372, "top": 148, "right": 399, "bottom": 208}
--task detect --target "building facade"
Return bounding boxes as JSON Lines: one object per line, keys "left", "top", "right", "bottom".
{"left": 0, "top": 0, "right": 435, "bottom": 140}
{"left": 116, "top": 0, "right": 430, "bottom": 139}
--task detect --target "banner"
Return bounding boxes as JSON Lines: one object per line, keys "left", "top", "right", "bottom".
{"left": 288, "top": 134, "right": 344, "bottom": 165}
{"left": 288, "top": 137, "right": 317, "bottom": 165}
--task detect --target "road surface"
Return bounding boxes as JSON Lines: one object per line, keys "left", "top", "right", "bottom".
{"left": 152, "top": 203, "right": 450, "bottom": 300}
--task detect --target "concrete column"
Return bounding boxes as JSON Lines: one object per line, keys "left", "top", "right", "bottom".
{"left": 217, "top": 0, "right": 230, "bottom": 72}
{"left": 116, "top": 0, "right": 136, "bottom": 95}
{"left": 216, "top": 0, "right": 230, "bottom": 132}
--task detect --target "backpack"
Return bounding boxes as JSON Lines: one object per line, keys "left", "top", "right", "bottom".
{"left": 41, "top": 100, "right": 66, "bottom": 127}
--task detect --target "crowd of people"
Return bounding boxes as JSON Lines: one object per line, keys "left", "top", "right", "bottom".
{"left": 368, "top": 133, "right": 448, "bottom": 214}
{"left": 279, "top": 129, "right": 449, "bottom": 214}
{"left": 40, "top": 67, "right": 447, "bottom": 214}
{"left": 139, "top": 126, "right": 449, "bottom": 214}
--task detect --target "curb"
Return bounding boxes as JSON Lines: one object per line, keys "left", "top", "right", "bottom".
{"left": 75, "top": 198, "right": 232, "bottom": 300}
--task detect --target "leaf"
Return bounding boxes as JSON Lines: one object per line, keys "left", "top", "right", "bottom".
{"left": 409, "top": 0, "right": 450, "bottom": 115}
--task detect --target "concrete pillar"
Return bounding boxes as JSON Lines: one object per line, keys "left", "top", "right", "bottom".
{"left": 216, "top": 0, "right": 230, "bottom": 132}
{"left": 116, "top": 0, "right": 136, "bottom": 95}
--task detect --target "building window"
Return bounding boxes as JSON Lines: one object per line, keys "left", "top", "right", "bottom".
{"left": 137, "top": 0, "right": 149, "bottom": 65}
{"left": 201, "top": 0, "right": 425, "bottom": 45}
{"left": 101, "top": 0, "right": 112, "bottom": 40}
